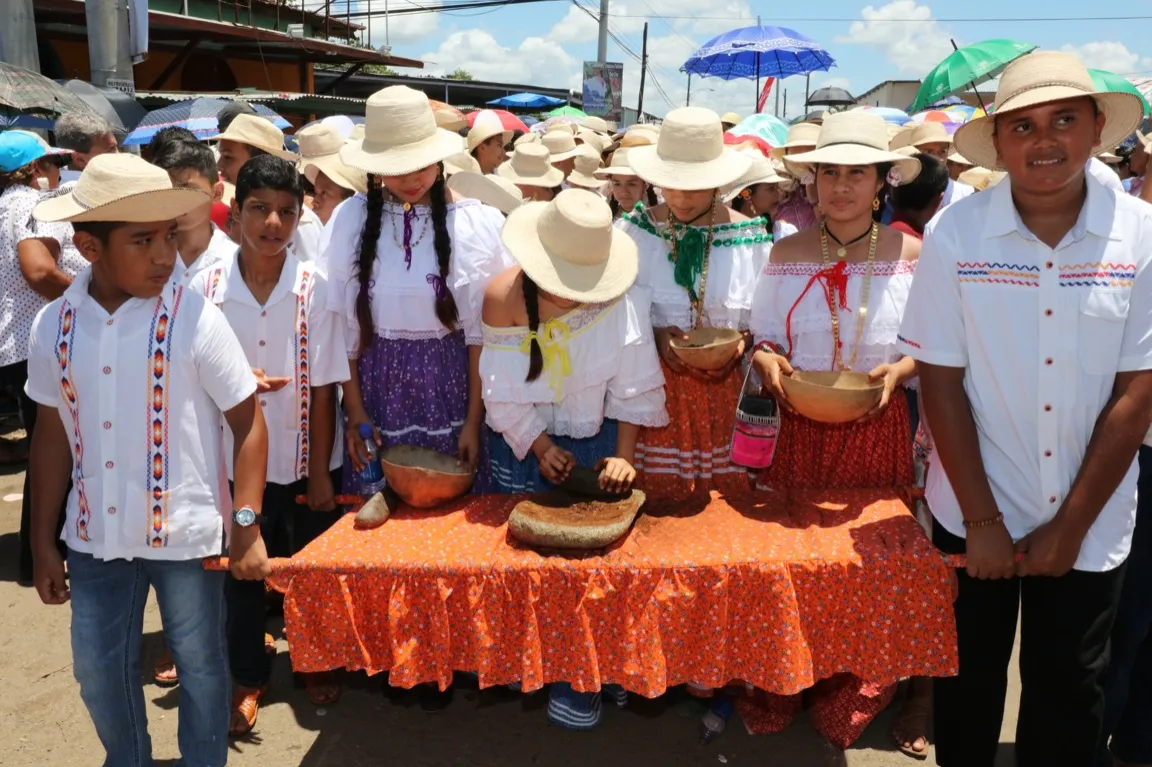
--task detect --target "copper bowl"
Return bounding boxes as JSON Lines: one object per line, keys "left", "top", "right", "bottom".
{"left": 669, "top": 328, "right": 743, "bottom": 371}
{"left": 379, "top": 445, "right": 475, "bottom": 508}
{"left": 780, "top": 370, "right": 883, "bottom": 424}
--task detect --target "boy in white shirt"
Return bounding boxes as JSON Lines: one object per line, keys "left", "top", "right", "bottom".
{"left": 191, "top": 155, "right": 349, "bottom": 735}
{"left": 153, "top": 139, "right": 238, "bottom": 287}
{"left": 26, "top": 153, "right": 270, "bottom": 767}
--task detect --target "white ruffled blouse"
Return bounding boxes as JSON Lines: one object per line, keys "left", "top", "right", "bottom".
{"left": 750, "top": 259, "right": 917, "bottom": 375}
{"left": 323, "top": 196, "right": 513, "bottom": 355}
{"left": 480, "top": 288, "right": 669, "bottom": 461}
{"left": 616, "top": 207, "right": 772, "bottom": 331}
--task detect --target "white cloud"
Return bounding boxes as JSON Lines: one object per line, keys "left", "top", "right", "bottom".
{"left": 548, "top": 0, "right": 647, "bottom": 44}
{"left": 835, "top": 0, "right": 954, "bottom": 77}
{"left": 418, "top": 29, "right": 580, "bottom": 89}
{"left": 1061, "top": 41, "right": 1152, "bottom": 75}
{"left": 349, "top": 0, "right": 440, "bottom": 46}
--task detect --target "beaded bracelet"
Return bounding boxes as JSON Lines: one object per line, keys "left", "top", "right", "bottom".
{"left": 962, "top": 513, "right": 1004, "bottom": 529}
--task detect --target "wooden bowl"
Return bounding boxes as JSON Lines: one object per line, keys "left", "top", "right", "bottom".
{"left": 508, "top": 490, "right": 646, "bottom": 550}
{"left": 380, "top": 445, "right": 475, "bottom": 508}
{"left": 779, "top": 370, "right": 883, "bottom": 424}
{"left": 669, "top": 328, "right": 743, "bottom": 371}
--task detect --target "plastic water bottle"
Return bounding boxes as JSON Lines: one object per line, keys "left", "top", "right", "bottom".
{"left": 699, "top": 697, "right": 734, "bottom": 745}
{"left": 358, "top": 424, "right": 387, "bottom": 495}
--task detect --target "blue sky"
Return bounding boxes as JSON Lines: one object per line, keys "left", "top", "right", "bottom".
{"left": 358, "top": 0, "right": 1152, "bottom": 117}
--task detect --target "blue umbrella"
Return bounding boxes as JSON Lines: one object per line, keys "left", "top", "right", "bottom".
{"left": 682, "top": 25, "right": 835, "bottom": 80}
{"left": 123, "top": 98, "right": 292, "bottom": 146}
{"left": 486, "top": 92, "right": 566, "bottom": 109}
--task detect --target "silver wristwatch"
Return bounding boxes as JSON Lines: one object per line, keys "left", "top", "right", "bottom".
{"left": 231, "top": 505, "right": 259, "bottom": 528}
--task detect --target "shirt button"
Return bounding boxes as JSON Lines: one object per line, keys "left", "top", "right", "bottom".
{"left": 103, "top": 421, "right": 111, "bottom": 429}
{"left": 107, "top": 506, "right": 116, "bottom": 515}
{"left": 259, "top": 340, "right": 266, "bottom": 347}
{"left": 1046, "top": 261, "right": 1054, "bottom": 269}
{"left": 103, "top": 366, "right": 111, "bottom": 375}
{"left": 1049, "top": 496, "right": 1057, "bottom": 504}
{"left": 105, "top": 460, "right": 114, "bottom": 469}
{"left": 1044, "top": 309, "right": 1053, "bottom": 317}
{"left": 1044, "top": 404, "right": 1052, "bottom": 412}
{"left": 1044, "top": 450, "right": 1052, "bottom": 457}
{"left": 1045, "top": 358, "right": 1053, "bottom": 365}
{"left": 261, "top": 311, "right": 267, "bottom": 317}
{"left": 260, "top": 400, "right": 267, "bottom": 407}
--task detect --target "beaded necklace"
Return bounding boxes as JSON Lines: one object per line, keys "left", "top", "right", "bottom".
{"left": 390, "top": 202, "right": 430, "bottom": 270}
{"left": 819, "top": 221, "right": 879, "bottom": 371}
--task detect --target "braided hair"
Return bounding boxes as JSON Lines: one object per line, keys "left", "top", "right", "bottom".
{"left": 428, "top": 164, "right": 459, "bottom": 331}
{"left": 522, "top": 274, "right": 544, "bottom": 382}
{"left": 355, "top": 174, "right": 385, "bottom": 352}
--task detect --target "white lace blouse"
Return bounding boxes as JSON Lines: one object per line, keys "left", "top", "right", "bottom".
{"left": 750, "top": 259, "right": 917, "bottom": 376}
{"left": 480, "top": 288, "right": 669, "bottom": 460}
{"left": 323, "top": 196, "right": 513, "bottom": 355}
{"left": 616, "top": 207, "right": 772, "bottom": 331}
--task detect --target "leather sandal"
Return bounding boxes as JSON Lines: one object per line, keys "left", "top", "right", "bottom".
{"left": 891, "top": 694, "right": 931, "bottom": 760}
{"left": 229, "top": 685, "right": 267, "bottom": 738}
{"left": 303, "top": 671, "right": 342, "bottom": 706}
{"left": 152, "top": 648, "right": 178, "bottom": 687}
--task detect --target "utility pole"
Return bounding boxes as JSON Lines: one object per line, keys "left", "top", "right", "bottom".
{"left": 86, "top": 0, "right": 136, "bottom": 95}
{"left": 636, "top": 22, "right": 648, "bottom": 121}
{"left": 2, "top": 0, "right": 41, "bottom": 72}
{"left": 686, "top": 72, "right": 692, "bottom": 106}
{"left": 597, "top": 0, "right": 609, "bottom": 63}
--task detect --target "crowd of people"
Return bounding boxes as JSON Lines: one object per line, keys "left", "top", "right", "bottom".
{"left": 2, "top": 48, "right": 1152, "bottom": 767}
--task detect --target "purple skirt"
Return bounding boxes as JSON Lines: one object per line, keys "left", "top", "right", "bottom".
{"left": 345, "top": 330, "right": 492, "bottom": 493}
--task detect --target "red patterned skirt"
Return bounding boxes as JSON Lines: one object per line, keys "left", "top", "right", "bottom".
{"left": 739, "top": 388, "right": 915, "bottom": 747}
{"left": 633, "top": 361, "right": 753, "bottom": 502}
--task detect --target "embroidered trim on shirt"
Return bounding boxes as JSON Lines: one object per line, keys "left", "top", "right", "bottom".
{"left": 203, "top": 265, "right": 224, "bottom": 299}
{"left": 1059, "top": 262, "right": 1136, "bottom": 288}
{"left": 761, "top": 260, "right": 916, "bottom": 277}
{"left": 55, "top": 302, "right": 92, "bottom": 542}
{"left": 147, "top": 286, "right": 184, "bottom": 548}
{"left": 294, "top": 269, "right": 316, "bottom": 480}
{"left": 956, "top": 261, "right": 1040, "bottom": 287}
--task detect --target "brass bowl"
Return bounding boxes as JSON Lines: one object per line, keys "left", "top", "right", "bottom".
{"left": 669, "top": 328, "right": 743, "bottom": 371}
{"left": 780, "top": 370, "right": 883, "bottom": 424}
{"left": 380, "top": 445, "right": 475, "bottom": 509}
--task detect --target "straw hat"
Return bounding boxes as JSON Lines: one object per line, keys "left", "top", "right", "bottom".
{"left": 515, "top": 132, "right": 541, "bottom": 147}
{"left": 770, "top": 122, "right": 821, "bottom": 160}
{"left": 446, "top": 171, "right": 524, "bottom": 215}
{"left": 350, "top": 124, "right": 365, "bottom": 141}
{"left": 723, "top": 155, "right": 788, "bottom": 202}
{"left": 888, "top": 124, "right": 916, "bottom": 152}
{"left": 296, "top": 124, "right": 368, "bottom": 194}
{"left": 784, "top": 112, "right": 922, "bottom": 184}
{"left": 443, "top": 151, "right": 482, "bottom": 177}
{"left": 721, "top": 111, "right": 742, "bottom": 126}
{"left": 958, "top": 166, "right": 1007, "bottom": 190}
{"left": 1098, "top": 151, "right": 1122, "bottom": 164}
{"left": 954, "top": 50, "right": 1145, "bottom": 171}
{"left": 947, "top": 149, "right": 973, "bottom": 166}
{"left": 566, "top": 146, "right": 607, "bottom": 190}
{"left": 466, "top": 110, "right": 513, "bottom": 153}
{"left": 206, "top": 113, "right": 296, "bottom": 160}
{"left": 34, "top": 153, "right": 210, "bottom": 223}
{"left": 496, "top": 143, "right": 565, "bottom": 188}
{"left": 501, "top": 188, "right": 638, "bottom": 303}
{"left": 618, "top": 124, "right": 660, "bottom": 148}
{"left": 576, "top": 129, "right": 610, "bottom": 154}
{"left": 541, "top": 130, "right": 581, "bottom": 162}
{"left": 909, "top": 122, "right": 952, "bottom": 148}
{"left": 580, "top": 116, "right": 610, "bottom": 135}
{"left": 628, "top": 107, "right": 751, "bottom": 191}
{"left": 340, "top": 86, "right": 465, "bottom": 177}
{"left": 593, "top": 146, "right": 637, "bottom": 179}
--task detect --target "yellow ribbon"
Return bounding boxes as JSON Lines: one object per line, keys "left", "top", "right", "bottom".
{"left": 519, "top": 318, "right": 572, "bottom": 401}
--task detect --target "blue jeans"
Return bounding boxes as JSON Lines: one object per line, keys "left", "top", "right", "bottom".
{"left": 68, "top": 549, "right": 230, "bottom": 767}
{"left": 1098, "top": 446, "right": 1152, "bottom": 766}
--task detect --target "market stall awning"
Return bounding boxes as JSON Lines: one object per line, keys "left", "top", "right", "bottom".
{"left": 135, "top": 90, "right": 367, "bottom": 117}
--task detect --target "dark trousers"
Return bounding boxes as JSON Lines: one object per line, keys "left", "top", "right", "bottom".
{"left": 1097, "top": 446, "right": 1152, "bottom": 766}
{"left": 226, "top": 469, "right": 341, "bottom": 688}
{"left": 933, "top": 522, "right": 1126, "bottom": 767}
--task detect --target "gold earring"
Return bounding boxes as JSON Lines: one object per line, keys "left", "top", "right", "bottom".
{"left": 872, "top": 197, "right": 881, "bottom": 212}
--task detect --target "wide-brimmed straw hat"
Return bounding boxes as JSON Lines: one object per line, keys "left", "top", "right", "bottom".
{"left": 954, "top": 50, "right": 1145, "bottom": 171}
{"left": 576, "top": 129, "right": 611, "bottom": 154}
{"left": 502, "top": 188, "right": 638, "bottom": 303}
{"left": 296, "top": 124, "right": 368, "bottom": 194}
{"left": 770, "top": 122, "right": 821, "bottom": 160}
{"left": 593, "top": 147, "right": 637, "bottom": 179}
{"left": 541, "top": 130, "right": 581, "bottom": 162}
{"left": 34, "top": 153, "right": 209, "bottom": 223}
{"left": 721, "top": 111, "right": 742, "bottom": 126}
{"left": 617, "top": 124, "right": 660, "bottom": 148}
{"left": 947, "top": 149, "right": 974, "bottom": 166}
{"left": 784, "top": 112, "right": 922, "bottom": 184}
{"left": 580, "top": 116, "right": 610, "bottom": 135}
{"left": 340, "top": 86, "right": 465, "bottom": 177}
{"left": 909, "top": 122, "right": 953, "bottom": 148}
{"left": 466, "top": 110, "right": 513, "bottom": 153}
{"left": 723, "top": 155, "right": 788, "bottom": 202}
{"left": 205, "top": 113, "right": 297, "bottom": 160}
{"left": 566, "top": 146, "right": 607, "bottom": 190}
{"left": 496, "top": 143, "right": 565, "bottom": 188}
{"left": 515, "top": 132, "right": 541, "bottom": 147}
{"left": 446, "top": 171, "right": 524, "bottom": 215}
{"left": 443, "top": 151, "right": 482, "bottom": 177}
{"left": 628, "top": 107, "right": 751, "bottom": 191}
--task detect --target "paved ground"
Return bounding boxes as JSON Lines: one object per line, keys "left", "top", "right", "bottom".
{"left": 0, "top": 448, "right": 1023, "bottom": 767}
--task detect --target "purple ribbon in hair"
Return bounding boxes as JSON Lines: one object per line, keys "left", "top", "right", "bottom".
{"left": 426, "top": 273, "right": 449, "bottom": 302}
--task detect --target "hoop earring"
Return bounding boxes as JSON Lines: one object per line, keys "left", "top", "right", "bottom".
{"left": 872, "top": 197, "right": 881, "bottom": 212}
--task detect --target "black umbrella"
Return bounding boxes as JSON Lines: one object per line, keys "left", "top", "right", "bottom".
{"left": 806, "top": 86, "right": 856, "bottom": 107}
{"left": 0, "top": 62, "right": 96, "bottom": 118}
{"left": 59, "top": 80, "right": 147, "bottom": 133}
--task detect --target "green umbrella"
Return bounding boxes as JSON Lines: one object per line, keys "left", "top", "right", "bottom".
{"left": 909, "top": 39, "right": 1037, "bottom": 114}
{"left": 1089, "top": 68, "right": 1151, "bottom": 117}
{"left": 548, "top": 105, "right": 587, "bottom": 119}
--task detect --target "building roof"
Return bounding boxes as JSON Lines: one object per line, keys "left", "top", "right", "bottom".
{"left": 315, "top": 71, "right": 577, "bottom": 109}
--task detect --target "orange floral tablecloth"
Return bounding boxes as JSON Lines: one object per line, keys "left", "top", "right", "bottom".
{"left": 269, "top": 488, "right": 959, "bottom": 697}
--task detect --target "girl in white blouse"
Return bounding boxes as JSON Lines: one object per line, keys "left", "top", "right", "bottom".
{"left": 481, "top": 188, "right": 667, "bottom": 729}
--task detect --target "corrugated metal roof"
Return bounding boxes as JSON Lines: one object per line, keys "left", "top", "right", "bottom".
{"left": 137, "top": 90, "right": 365, "bottom": 104}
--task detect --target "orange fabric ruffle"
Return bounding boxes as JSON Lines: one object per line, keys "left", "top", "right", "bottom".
{"left": 268, "top": 489, "right": 958, "bottom": 699}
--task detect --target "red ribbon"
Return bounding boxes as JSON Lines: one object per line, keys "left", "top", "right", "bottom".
{"left": 782, "top": 261, "right": 849, "bottom": 364}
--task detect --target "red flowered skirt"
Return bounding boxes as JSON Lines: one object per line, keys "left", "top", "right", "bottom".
{"left": 633, "top": 361, "right": 753, "bottom": 501}
{"left": 739, "top": 390, "right": 914, "bottom": 748}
